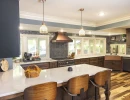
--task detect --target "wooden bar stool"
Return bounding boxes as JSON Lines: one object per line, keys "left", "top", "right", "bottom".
{"left": 63, "top": 74, "right": 89, "bottom": 100}
{"left": 90, "top": 70, "right": 111, "bottom": 100}
{"left": 24, "top": 82, "right": 57, "bottom": 100}
{"left": 122, "top": 94, "right": 130, "bottom": 100}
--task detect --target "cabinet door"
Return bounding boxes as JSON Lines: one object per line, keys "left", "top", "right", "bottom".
{"left": 126, "top": 30, "right": 130, "bottom": 47}
{"left": 75, "top": 59, "right": 81, "bottom": 65}
{"left": 0, "top": 0, "right": 20, "bottom": 58}
{"left": 50, "top": 62, "right": 58, "bottom": 68}
{"left": 104, "top": 61, "right": 122, "bottom": 70}
{"left": 21, "top": 62, "right": 49, "bottom": 70}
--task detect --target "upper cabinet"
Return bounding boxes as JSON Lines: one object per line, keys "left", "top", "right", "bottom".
{"left": 68, "top": 37, "right": 106, "bottom": 56}
{"left": 0, "top": 0, "right": 20, "bottom": 58}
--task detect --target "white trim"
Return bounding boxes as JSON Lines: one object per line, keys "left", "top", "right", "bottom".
{"left": 20, "top": 11, "right": 96, "bottom": 27}
{"left": 20, "top": 34, "right": 50, "bottom": 59}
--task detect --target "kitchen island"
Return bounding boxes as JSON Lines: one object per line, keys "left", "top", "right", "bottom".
{"left": 0, "top": 64, "right": 111, "bottom": 100}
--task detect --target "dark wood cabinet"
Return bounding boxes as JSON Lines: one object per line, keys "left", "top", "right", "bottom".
{"left": 50, "top": 61, "right": 58, "bottom": 68}
{"left": 89, "top": 57, "right": 99, "bottom": 66}
{"left": 104, "top": 56, "right": 122, "bottom": 71}
{"left": 126, "top": 29, "right": 130, "bottom": 48}
{"left": 0, "top": 0, "right": 20, "bottom": 58}
{"left": 80, "top": 58, "right": 89, "bottom": 64}
{"left": 75, "top": 59, "right": 81, "bottom": 65}
{"left": 21, "top": 62, "right": 50, "bottom": 70}
{"left": 98, "top": 57, "right": 104, "bottom": 67}
{"left": 123, "top": 57, "right": 130, "bottom": 71}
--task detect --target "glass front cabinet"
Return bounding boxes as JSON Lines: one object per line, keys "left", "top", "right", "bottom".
{"left": 68, "top": 37, "right": 106, "bottom": 56}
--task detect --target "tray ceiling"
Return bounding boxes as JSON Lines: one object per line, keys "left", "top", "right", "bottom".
{"left": 20, "top": 0, "right": 130, "bottom": 24}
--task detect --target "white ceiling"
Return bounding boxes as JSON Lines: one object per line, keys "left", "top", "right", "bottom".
{"left": 20, "top": 0, "right": 130, "bottom": 24}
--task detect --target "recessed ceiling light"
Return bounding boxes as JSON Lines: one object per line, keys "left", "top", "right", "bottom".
{"left": 99, "top": 11, "right": 105, "bottom": 17}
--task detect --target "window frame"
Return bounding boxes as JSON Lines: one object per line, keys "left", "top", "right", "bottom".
{"left": 20, "top": 34, "right": 49, "bottom": 59}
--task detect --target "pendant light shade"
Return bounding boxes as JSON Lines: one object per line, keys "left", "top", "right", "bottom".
{"left": 79, "top": 8, "right": 85, "bottom": 36}
{"left": 40, "top": 23, "right": 48, "bottom": 33}
{"left": 79, "top": 28, "right": 85, "bottom": 36}
{"left": 40, "top": 0, "right": 48, "bottom": 33}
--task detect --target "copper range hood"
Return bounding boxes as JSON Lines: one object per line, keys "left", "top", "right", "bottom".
{"left": 51, "top": 32, "right": 73, "bottom": 42}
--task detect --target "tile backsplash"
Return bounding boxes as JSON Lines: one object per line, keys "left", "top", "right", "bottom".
{"left": 50, "top": 42, "right": 68, "bottom": 58}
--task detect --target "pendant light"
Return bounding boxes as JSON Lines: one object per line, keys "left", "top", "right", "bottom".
{"left": 40, "top": 0, "right": 48, "bottom": 33}
{"left": 79, "top": 8, "right": 85, "bottom": 36}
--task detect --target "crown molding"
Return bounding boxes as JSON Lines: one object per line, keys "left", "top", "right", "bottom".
{"left": 97, "top": 15, "right": 130, "bottom": 26}
{"left": 20, "top": 11, "right": 96, "bottom": 27}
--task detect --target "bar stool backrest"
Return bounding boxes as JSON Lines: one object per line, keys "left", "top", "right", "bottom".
{"left": 94, "top": 70, "right": 111, "bottom": 86}
{"left": 24, "top": 82, "right": 57, "bottom": 100}
{"left": 68, "top": 74, "right": 89, "bottom": 95}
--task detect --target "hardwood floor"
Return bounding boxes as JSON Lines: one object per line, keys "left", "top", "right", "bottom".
{"left": 100, "top": 72, "right": 130, "bottom": 100}
{"left": 10, "top": 72, "right": 130, "bottom": 100}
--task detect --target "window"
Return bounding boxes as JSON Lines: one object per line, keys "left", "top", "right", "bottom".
{"left": 27, "top": 38, "right": 37, "bottom": 54}
{"left": 68, "top": 39, "right": 75, "bottom": 55}
{"left": 75, "top": 39, "right": 82, "bottom": 55}
{"left": 20, "top": 34, "right": 49, "bottom": 59}
{"left": 38, "top": 39, "right": 46, "bottom": 57}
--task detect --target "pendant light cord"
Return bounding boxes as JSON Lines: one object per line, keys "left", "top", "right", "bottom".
{"left": 81, "top": 10, "right": 82, "bottom": 28}
{"left": 43, "top": 0, "right": 45, "bottom": 23}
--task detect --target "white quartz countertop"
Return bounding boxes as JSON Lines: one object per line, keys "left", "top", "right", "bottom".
{"left": 0, "top": 64, "right": 110, "bottom": 98}
{"left": 20, "top": 59, "right": 57, "bottom": 65}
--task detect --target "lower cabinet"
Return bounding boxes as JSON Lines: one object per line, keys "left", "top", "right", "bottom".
{"left": 75, "top": 59, "right": 81, "bottom": 65}
{"left": 21, "top": 62, "right": 50, "bottom": 70}
{"left": 104, "top": 60, "right": 122, "bottom": 71}
{"left": 50, "top": 61, "right": 58, "bottom": 68}
{"left": 89, "top": 57, "right": 99, "bottom": 66}
{"left": 98, "top": 57, "right": 104, "bottom": 67}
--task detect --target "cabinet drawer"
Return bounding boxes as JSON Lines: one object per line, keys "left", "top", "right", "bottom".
{"left": 90, "top": 61, "right": 98, "bottom": 66}
{"left": 50, "top": 62, "right": 58, "bottom": 68}
{"left": 90, "top": 57, "right": 98, "bottom": 62}
{"left": 104, "top": 61, "right": 122, "bottom": 70}
{"left": 80, "top": 58, "right": 89, "bottom": 64}
{"left": 36, "top": 63, "right": 49, "bottom": 69}
{"left": 98, "top": 57, "right": 104, "bottom": 61}
{"left": 98, "top": 61, "right": 104, "bottom": 67}
{"left": 75, "top": 59, "right": 81, "bottom": 65}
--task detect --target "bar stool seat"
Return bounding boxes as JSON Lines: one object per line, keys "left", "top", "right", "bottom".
{"left": 24, "top": 82, "right": 57, "bottom": 100}
{"left": 90, "top": 70, "right": 111, "bottom": 100}
{"left": 63, "top": 74, "right": 89, "bottom": 100}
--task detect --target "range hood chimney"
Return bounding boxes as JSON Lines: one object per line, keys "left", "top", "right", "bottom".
{"left": 51, "top": 32, "right": 73, "bottom": 42}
